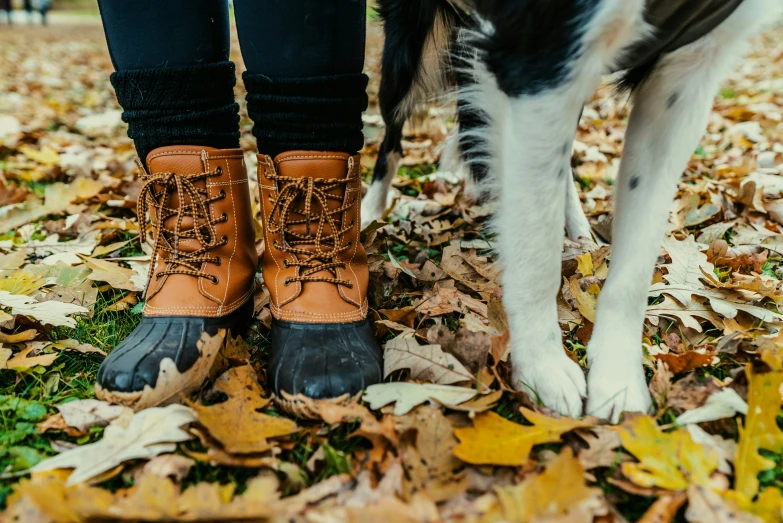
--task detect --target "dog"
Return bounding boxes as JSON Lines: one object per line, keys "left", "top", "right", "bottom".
{"left": 363, "top": 0, "right": 780, "bottom": 421}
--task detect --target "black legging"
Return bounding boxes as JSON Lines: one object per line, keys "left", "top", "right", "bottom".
{"left": 97, "top": 0, "right": 368, "bottom": 160}
{"left": 98, "top": 0, "right": 365, "bottom": 76}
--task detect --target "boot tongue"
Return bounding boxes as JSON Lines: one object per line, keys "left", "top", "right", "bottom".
{"left": 144, "top": 146, "right": 218, "bottom": 255}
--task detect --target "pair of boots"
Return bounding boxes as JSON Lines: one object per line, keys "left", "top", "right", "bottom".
{"left": 95, "top": 146, "right": 382, "bottom": 405}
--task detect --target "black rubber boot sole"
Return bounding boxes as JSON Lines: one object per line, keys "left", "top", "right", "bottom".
{"left": 269, "top": 318, "right": 383, "bottom": 399}
{"left": 96, "top": 299, "right": 253, "bottom": 399}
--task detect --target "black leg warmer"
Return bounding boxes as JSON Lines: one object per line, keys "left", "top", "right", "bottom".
{"left": 243, "top": 73, "right": 368, "bottom": 157}
{"left": 110, "top": 61, "right": 240, "bottom": 163}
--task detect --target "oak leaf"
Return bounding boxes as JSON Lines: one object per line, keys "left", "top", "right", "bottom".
{"left": 0, "top": 290, "right": 88, "bottom": 327}
{"left": 453, "top": 409, "right": 592, "bottom": 466}
{"left": 364, "top": 382, "right": 477, "bottom": 415}
{"left": 649, "top": 236, "right": 783, "bottom": 324}
{"left": 383, "top": 336, "right": 474, "bottom": 385}
{"left": 31, "top": 404, "right": 196, "bottom": 485}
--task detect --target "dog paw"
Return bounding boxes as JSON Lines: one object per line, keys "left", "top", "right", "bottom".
{"left": 512, "top": 353, "right": 586, "bottom": 418}
{"left": 586, "top": 356, "right": 651, "bottom": 423}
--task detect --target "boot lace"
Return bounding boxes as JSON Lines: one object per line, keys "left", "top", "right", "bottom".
{"left": 137, "top": 165, "right": 228, "bottom": 288}
{"left": 266, "top": 167, "right": 358, "bottom": 289}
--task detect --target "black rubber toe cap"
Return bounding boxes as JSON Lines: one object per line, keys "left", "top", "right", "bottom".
{"left": 96, "top": 300, "right": 252, "bottom": 394}
{"left": 269, "top": 318, "right": 383, "bottom": 399}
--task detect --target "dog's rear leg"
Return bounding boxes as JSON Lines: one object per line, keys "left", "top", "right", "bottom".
{"left": 476, "top": 0, "right": 646, "bottom": 416}
{"left": 361, "top": 0, "right": 458, "bottom": 228}
{"left": 565, "top": 168, "right": 593, "bottom": 242}
{"left": 586, "top": 0, "right": 776, "bottom": 422}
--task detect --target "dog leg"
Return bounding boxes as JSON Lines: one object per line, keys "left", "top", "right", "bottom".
{"left": 565, "top": 171, "right": 593, "bottom": 242}
{"left": 586, "top": 0, "right": 777, "bottom": 422}
{"left": 362, "top": 0, "right": 459, "bottom": 228}
{"left": 475, "top": 0, "right": 646, "bottom": 416}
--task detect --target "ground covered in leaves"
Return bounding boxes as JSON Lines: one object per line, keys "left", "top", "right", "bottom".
{"left": 1, "top": 12, "right": 783, "bottom": 523}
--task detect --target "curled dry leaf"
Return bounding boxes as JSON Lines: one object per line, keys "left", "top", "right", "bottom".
{"left": 57, "top": 399, "right": 133, "bottom": 433}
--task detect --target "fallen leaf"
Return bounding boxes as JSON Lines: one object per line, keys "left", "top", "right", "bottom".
{"left": 453, "top": 409, "right": 592, "bottom": 466}
{"left": 686, "top": 484, "right": 762, "bottom": 523}
{"left": 491, "top": 449, "right": 608, "bottom": 522}
{"left": 0, "top": 290, "right": 88, "bottom": 327}
{"left": 397, "top": 405, "right": 467, "bottom": 502}
{"left": 364, "top": 382, "right": 477, "bottom": 415}
{"left": 188, "top": 365, "right": 298, "bottom": 454}
{"left": 57, "top": 399, "right": 133, "bottom": 432}
{"left": 639, "top": 491, "right": 688, "bottom": 523}
{"left": 31, "top": 404, "right": 196, "bottom": 485}
{"left": 733, "top": 364, "right": 783, "bottom": 503}
{"left": 383, "top": 336, "right": 474, "bottom": 385}
{"left": 649, "top": 236, "right": 783, "bottom": 325}
{"left": 619, "top": 416, "right": 718, "bottom": 490}
{"left": 79, "top": 254, "right": 142, "bottom": 291}
{"left": 655, "top": 351, "right": 715, "bottom": 375}
{"left": 674, "top": 388, "right": 748, "bottom": 425}
{"left": 577, "top": 427, "right": 624, "bottom": 470}
{"left": 0, "top": 328, "right": 37, "bottom": 343}
{"left": 4, "top": 345, "right": 58, "bottom": 370}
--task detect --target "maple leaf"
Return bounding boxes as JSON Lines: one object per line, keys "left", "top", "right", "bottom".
{"left": 490, "top": 449, "right": 607, "bottom": 522}
{"left": 79, "top": 254, "right": 144, "bottom": 292}
{"left": 31, "top": 404, "right": 196, "bottom": 485}
{"left": 687, "top": 485, "right": 763, "bottom": 523}
{"left": 188, "top": 365, "right": 298, "bottom": 454}
{"left": 383, "top": 336, "right": 474, "bottom": 385}
{"left": 733, "top": 364, "right": 783, "bottom": 503}
{"left": 453, "top": 409, "right": 592, "bottom": 466}
{"left": 364, "top": 382, "right": 478, "bottom": 415}
{"left": 649, "top": 236, "right": 783, "bottom": 324}
{"left": 619, "top": 416, "right": 718, "bottom": 491}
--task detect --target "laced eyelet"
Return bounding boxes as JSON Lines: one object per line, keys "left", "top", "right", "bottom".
{"left": 220, "top": 212, "right": 228, "bottom": 222}
{"left": 347, "top": 241, "right": 352, "bottom": 247}
{"left": 283, "top": 278, "right": 291, "bottom": 286}
{"left": 221, "top": 235, "right": 228, "bottom": 243}
{"left": 218, "top": 190, "right": 226, "bottom": 198}
{"left": 211, "top": 276, "right": 219, "bottom": 284}
{"left": 215, "top": 257, "right": 221, "bottom": 266}
{"left": 215, "top": 166, "right": 223, "bottom": 176}
{"left": 349, "top": 220, "right": 354, "bottom": 227}
{"left": 283, "top": 260, "right": 289, "bottom": 268}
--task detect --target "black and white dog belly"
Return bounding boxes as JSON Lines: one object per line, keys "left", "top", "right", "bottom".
{"left": 367, "top": 0, "right": 779, "bottom": 421}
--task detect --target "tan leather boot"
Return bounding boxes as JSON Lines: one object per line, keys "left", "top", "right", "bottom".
{"left": 258, "top": 151, "right": 382, "bottom": 399}
{"left": 96, "top": 146, "right": 257, "bottom": 407}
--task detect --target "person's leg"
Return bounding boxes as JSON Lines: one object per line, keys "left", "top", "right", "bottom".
{"left": 94, "top": 1, "right": 257, "bottom": 409}
{"left": 235, "top": 0, "right": 383, "bottom": 401}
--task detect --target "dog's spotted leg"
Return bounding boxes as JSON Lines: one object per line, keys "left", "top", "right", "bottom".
{"left": 586, "top": 0, "right": 777, "bottom": 422}
{"left": 474, "top": 0, "right": 646, "bottom": 417}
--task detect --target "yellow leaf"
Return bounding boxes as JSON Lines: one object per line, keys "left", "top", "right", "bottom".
{"left": 453, "top": 409, "right": 592, "bottom": 466}
{"left": 735, "top": 364, "right": 783, "bottom": 501}
{"left": 619, "top": 416, "right": 718, "bottom": 490}
{"left": 79, "top": 255, "right": 141, "bottom": 292}
{"left": 20, "top": 146, "right": 60, "bottom": 166}
{"left": 576, "top": 252, "right": 594, "bottom": 277}
{"left": 0, "top": 270, "right": 49, "bottom": 295}
{"left": 569, "top": 277, "right": 600, "bottom": 323}
{"left": 4, "top": 345, "right": 58, "bottom": 370}
{"left": 493, "top": 449, "right": 607, "bottom": 522}
{"left": 188, "top": 365, "right": 299, "bottom": 454}
{"left": 727, "top": 487, "right": 783, "bottom": 523}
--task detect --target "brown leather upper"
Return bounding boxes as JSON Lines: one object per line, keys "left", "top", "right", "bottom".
{"left": 258, "top": 151, "right": 369, "bottom": 323}
{"left": 140, "top": 146, "right": 257, "bottom": 318}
